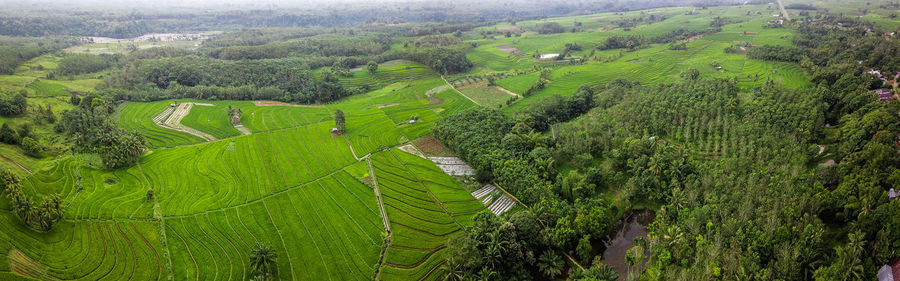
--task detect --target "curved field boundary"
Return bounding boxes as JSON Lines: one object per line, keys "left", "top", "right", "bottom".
{"left": 383, "top": 246, "right": 447, "bottom": 269}
{"left": 253, "top": 101, "right": 325, "bottom": 108}
{"left": 155, "top": 103, "right": 217, "bottom": 142}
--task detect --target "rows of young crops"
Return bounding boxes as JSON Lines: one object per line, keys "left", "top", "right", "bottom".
{"left": 371, "top": 149, "right": 481, "bottom": 280}
{"left": 337, "top": 62, "right": 437, "bottom": 89}
{"left": 165, "top": 172, "right": 383, "bottom": 281}
{"left": 0, "top": 213, "right": 164, "bottom": 281}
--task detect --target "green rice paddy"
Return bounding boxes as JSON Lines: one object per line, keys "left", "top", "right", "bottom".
{"left": 0, "top": 2, "right": 846, "bottom": 280}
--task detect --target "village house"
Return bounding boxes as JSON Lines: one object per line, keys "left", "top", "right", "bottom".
{"left": 873, "top": 88, "right": 894, "bottom": 102}
{"left": 865, "top": 69, "right": 888, "bottom": 82}
{"left": 878, "top": 260, "right": 900, "bottom": 281}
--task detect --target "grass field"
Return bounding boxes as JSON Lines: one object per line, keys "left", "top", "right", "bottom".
{"left": 458, "top": 84, "right": 517, "bottom": 109}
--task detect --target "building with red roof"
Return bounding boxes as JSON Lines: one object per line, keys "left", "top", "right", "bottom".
{"left": 873, "top": 88, "right": 894, "bottom": 102}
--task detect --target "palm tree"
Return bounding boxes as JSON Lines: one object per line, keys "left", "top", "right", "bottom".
{"left": 250, "top": 243, "right": 277, "bottom": 280}
{"left": 441, "top": 256, "right": 467, "bottom": 281}
{"left": 12, "top": 194, "right": 34, "bottom": 225}
{"left": 474, "top": 267, "right": 497, "bottom": 281}
{"left": 538, "top": 251, "right": 564, "bottom": 279}
{"left": 37, "top": 207, "right": 53, "bottom": 231}
{"left": 840, "top": 231, "right": 866, "bottom": 281}
{"left": 45, "top": 194, "right": 63, "bottom": 219}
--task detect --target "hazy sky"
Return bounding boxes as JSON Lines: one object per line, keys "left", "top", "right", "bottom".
{"left": 0, "top": 0, "right": 449, "bottom": 10}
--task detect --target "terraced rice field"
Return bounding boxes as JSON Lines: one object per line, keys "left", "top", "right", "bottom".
{"left": 370, "top": 149, "right": 482, "bottom": 280}
{"left": 117, "top": 101, "right": 205, "bottom": 148}
{"left": 0, "top": 213, "right": 164, "bottom": 281}
{"left": 319, "top": 61, "right": 438, "bottom": 90}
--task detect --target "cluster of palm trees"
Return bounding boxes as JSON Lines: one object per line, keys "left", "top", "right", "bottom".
{"left": 0, "top": 169, "right": 64, "bottom": 232}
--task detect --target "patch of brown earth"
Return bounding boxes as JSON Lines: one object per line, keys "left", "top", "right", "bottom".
{"left": 495, "top": 45, "right": 522, "bottom": 55}
{"left": 378, "top": 103, "right": 400, "bottom": 109}
{"left": 360, "top": 176, "right": 373, "bottom": 186}
{"left": 412, "top": 136, "right": 454, "bottom": 157}
{"left": 680, "top": 34, "right": 705, "bottom": 43}
{"left": 456, "top": 81, "right": 488, "bottom": 91}
{"left": 254, "top": 100, "right": 325, "bottom": 108}
{"left": 425, "top": 96, "right": 445, "bottom": 106}
{"left": 9, "top": 248, "right": 53, "bottom": 280}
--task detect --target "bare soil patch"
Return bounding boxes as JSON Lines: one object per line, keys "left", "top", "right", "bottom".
{"left": 425, "top": 96, "right": 445, "bottom": 106}
{"left": 378, "top": 103, "right": 400, "bottom": 109}
{"left": 495, "top": 45, "right": 522, "bottom": 55}
{"left": 158, "top": 103, "right": 217, "bottom": 141}
{"left": 360, "top": 176, "right": 373, "bottom": 186}
{"left": 254, "top": 100, "right": 325, "bottom": 108}
{"left": 680, "top": 34, "right": 705, "bottom": 43}
{"left": 413, "top": 136, "right": 454, "bottom": 157}
{"left": 456, "top": 81, "right": 488, "bottom": 91}
{"left": 9, "top": 248, "right": 53, "bottom": 280}
{"left": 398, "top": 143, "right": 427, "bottom": 158}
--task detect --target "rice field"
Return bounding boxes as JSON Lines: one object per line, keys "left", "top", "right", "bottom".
{"left": 370, "top": 149, "right": 481, "bottom": 280}
{"left": 0, "top": 2, "right": 846, "bottom": 280}
{"left": 458, "top": 85, "right": 517, "bottom": 109}
{"left": 116, "top": 101, "right": 206, "bottom": 148}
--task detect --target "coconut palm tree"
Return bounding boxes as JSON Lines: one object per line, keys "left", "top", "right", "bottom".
{"left": 538, "top": 250, "right": 564, "bottom": 279}
{"left": 12, "top": 194, "right": 34, "bottom": 225}
{"left": 441, "top": 255, "right": 467, "bottom": 281}
{"left": 250, "top": 243, "right": 277, "bottom": 280}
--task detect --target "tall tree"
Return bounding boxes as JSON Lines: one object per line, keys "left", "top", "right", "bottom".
{"left": 538, "top": 251, "right": 564, "bottom": 279}
{"left": 250, "top": 243, "right": 277, "bottom": 280}
{"left": 367, "top": 61, "right": 378, "bottom": 74}
{"left": 334, "top": 109, "right": 345, "bottom": 133}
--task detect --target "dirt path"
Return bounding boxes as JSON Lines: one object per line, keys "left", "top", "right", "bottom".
{"left": 441, "top": 75, "right": 480, "bottom": 105}
{"left": 776, "top": 0, "right": 791, "bottom": 21}
{"left": 369, "top": 158, "right": 392, "bottom": 281}
{"left": 253, "top": 100, "right": 325, "bottom": 108}
{"left": 156, "top": 103, "right": 217, "bottom": 141}
{"left": 893, "top": 79, "right": 900, "bottom": 101}
{"left": 0, "top": 153, "right": 32, "bottom": 174}
{"left": 233, "top": 124, "right": 251, "bottom": 135}
{"left": 367, "top": 158, "right": 392, "bottom": 234}
{"left": 495, "top": 86, "right": 522, "bottom": 98}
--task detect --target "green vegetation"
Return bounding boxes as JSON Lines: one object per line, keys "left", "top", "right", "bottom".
{"left": 2, "top": 1, "right": 900, "bottom": 280}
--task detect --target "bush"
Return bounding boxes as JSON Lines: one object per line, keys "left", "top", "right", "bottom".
{"left": 0, "top": 123, "right": 18, "bottom": 144}
{"left": 535, "top": 22, "right": 565, "bottom": 34}
{"left": 21, "top": 137, "right": 43, "bottom": 157}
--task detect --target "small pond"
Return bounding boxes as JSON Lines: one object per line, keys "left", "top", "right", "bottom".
{"left": 600, "top": 210, "right": 655, "bottom": 280}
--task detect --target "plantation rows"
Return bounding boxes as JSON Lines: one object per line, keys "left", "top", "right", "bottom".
{"left": 165, "top": 172, "right": 383, "bottom": 281}
{"left": 371, "top": 150, "right": 481, "bottom": 280}
{"left": 0, "top": 213, "right": 164, "bottom": 281}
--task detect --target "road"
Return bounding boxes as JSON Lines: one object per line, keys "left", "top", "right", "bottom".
{"left": 776, "top": 0, "right": 791, "bottom": 21}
